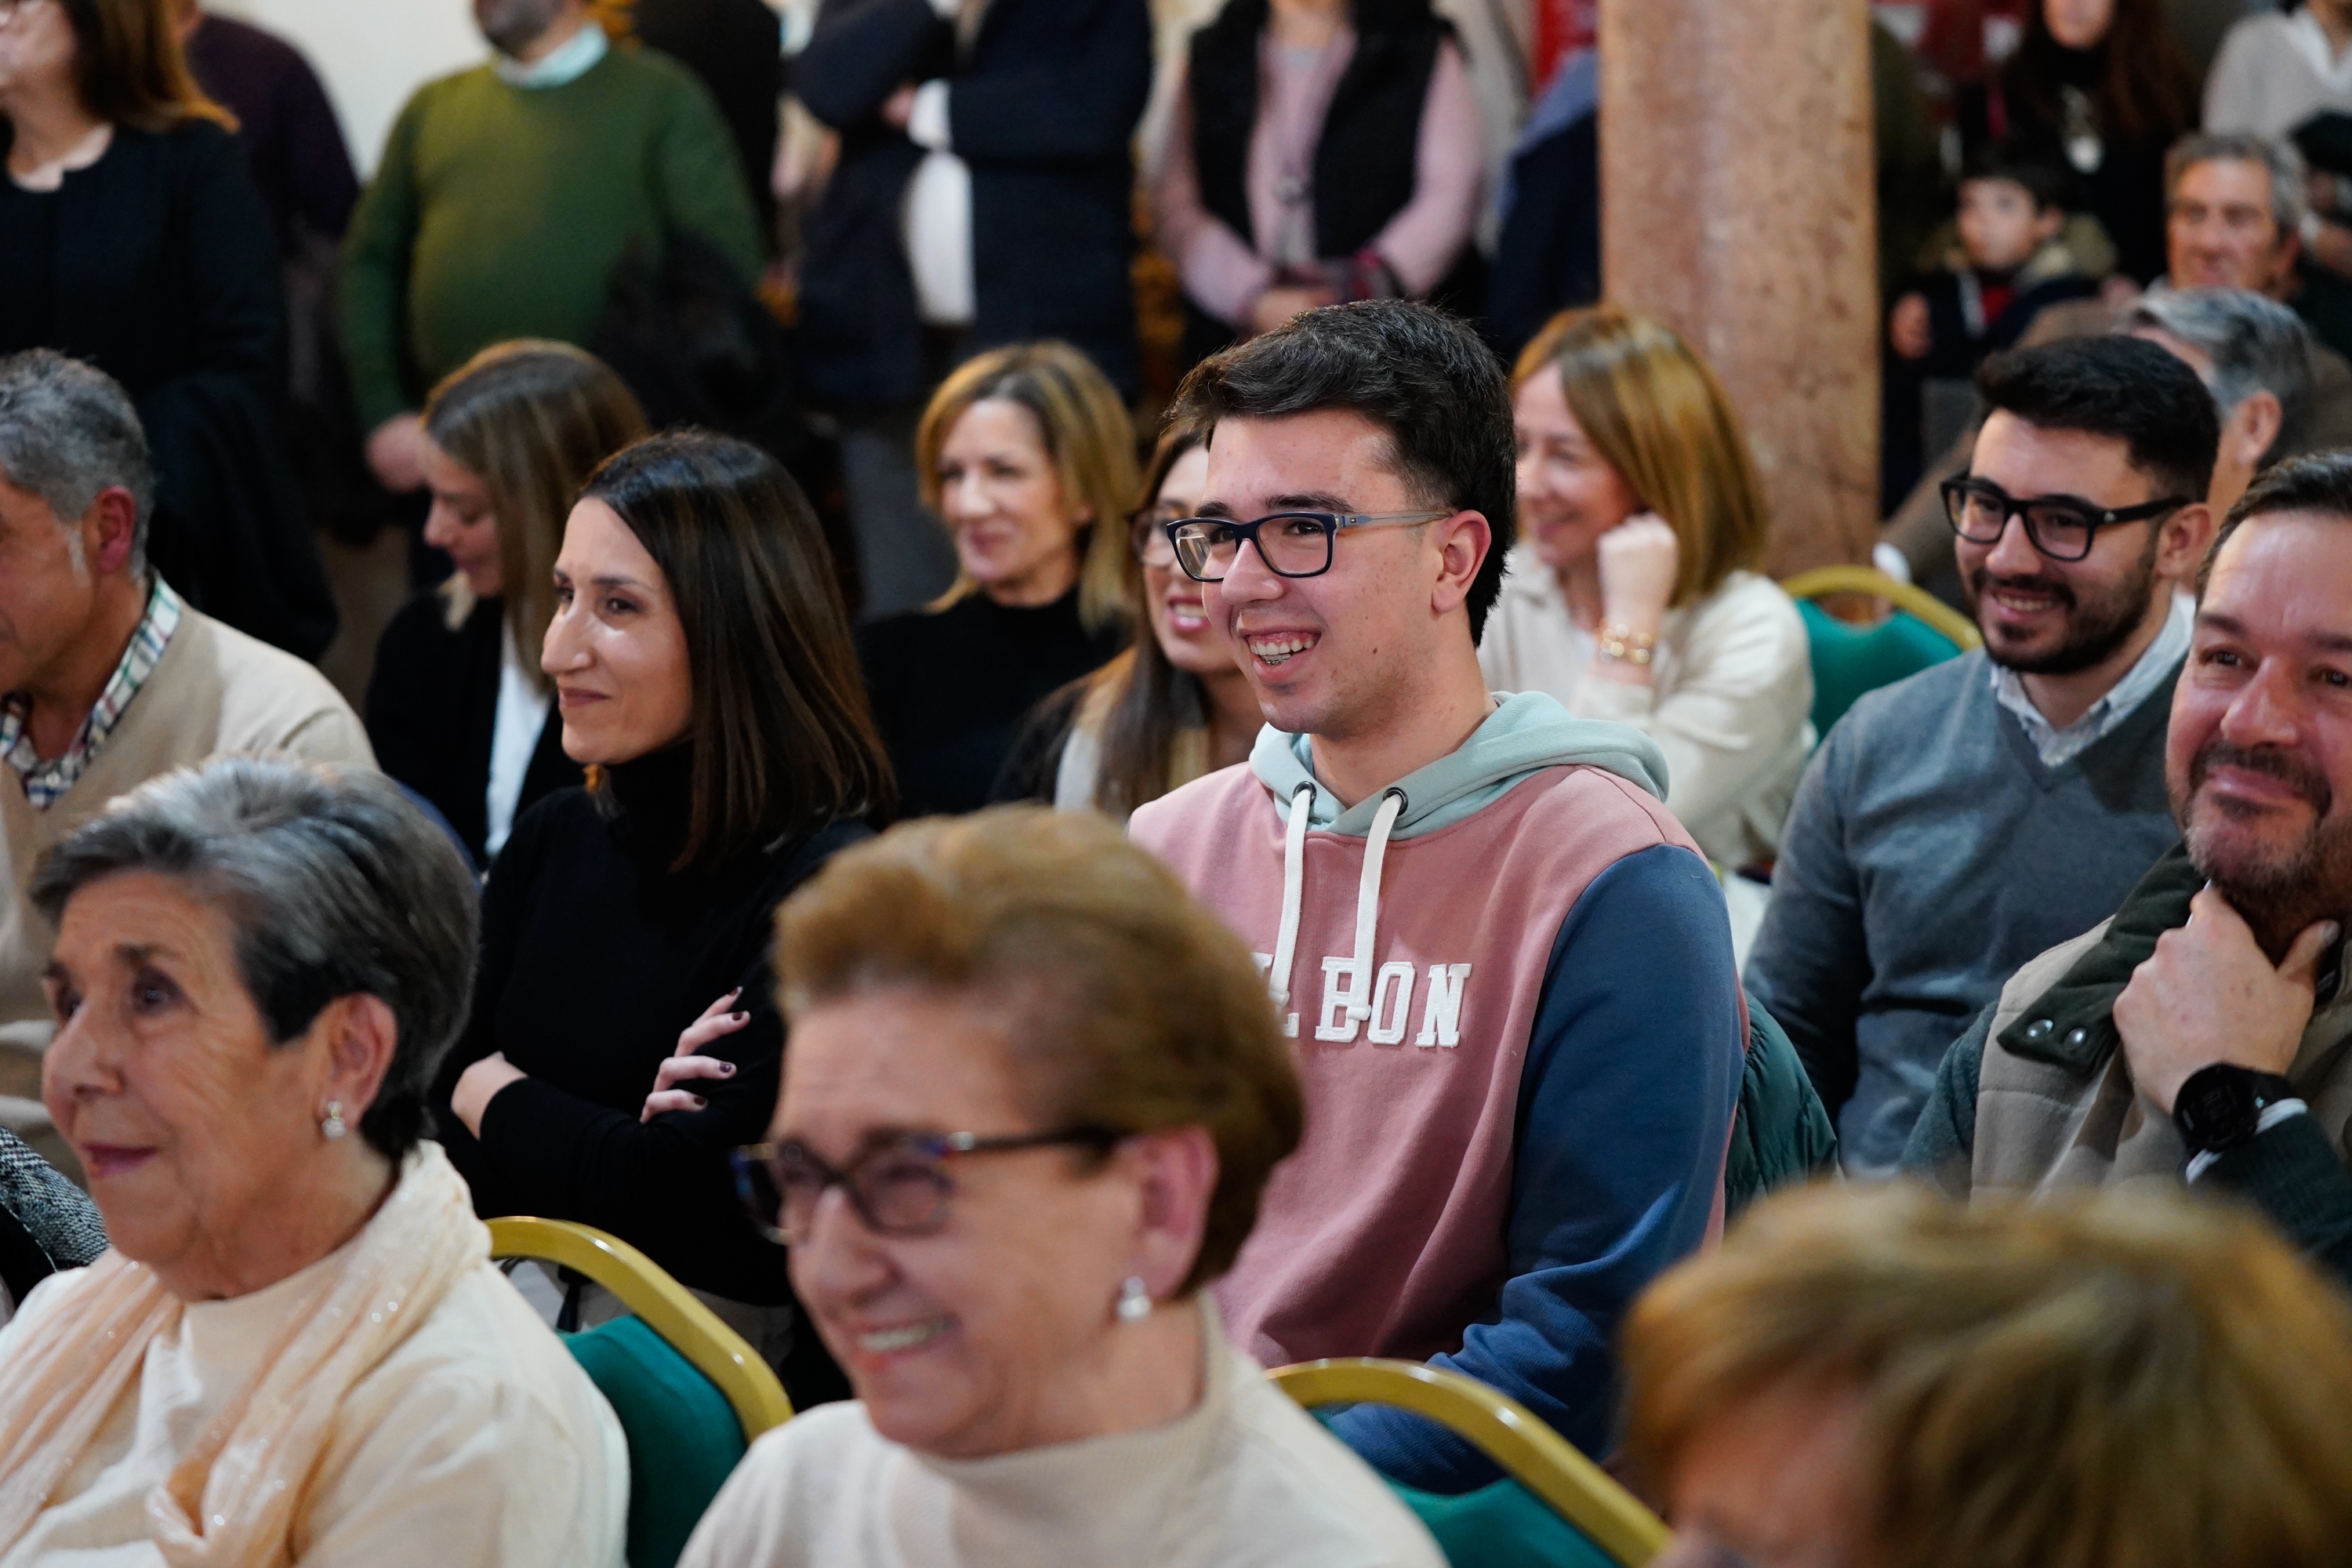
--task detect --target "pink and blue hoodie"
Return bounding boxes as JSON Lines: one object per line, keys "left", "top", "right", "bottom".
{"left": 1131, "top": 691, "right": 1745, "bottom": 1490}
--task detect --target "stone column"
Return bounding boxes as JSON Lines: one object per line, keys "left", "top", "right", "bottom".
{"left": 1599, "top": 0, "right": 1880, "bottom": 575}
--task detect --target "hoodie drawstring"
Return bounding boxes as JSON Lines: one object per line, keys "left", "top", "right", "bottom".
{"left": 1269, "top": 783, "right": 1404, "bottom": 1036}
{"left": 1268, "top": 782, "right": 1316, "bottom": 1028}
{"left": 1345, "top": 789, "right": 1405, "bottom": 1025}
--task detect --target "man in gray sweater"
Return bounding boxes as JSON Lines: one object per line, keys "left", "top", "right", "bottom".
{"left": 1749, "top": 337, "right": 2220, "bottom": 1171}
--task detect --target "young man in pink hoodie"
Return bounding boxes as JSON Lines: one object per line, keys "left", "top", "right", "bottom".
{"left": 1130, "top": 300, "right": 1746, "bottom": 1490}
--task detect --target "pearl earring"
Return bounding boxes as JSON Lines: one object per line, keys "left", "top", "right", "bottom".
{"left": 1116, "top": 1275, "right": 1152, "bottom": 1323}
{"left": 321, "top": 1100, "right": 348, "bottom": 1141}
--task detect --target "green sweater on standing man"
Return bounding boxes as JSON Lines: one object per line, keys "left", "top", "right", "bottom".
{"left": 340, "top": 38, "right": 761, "bottom": 430}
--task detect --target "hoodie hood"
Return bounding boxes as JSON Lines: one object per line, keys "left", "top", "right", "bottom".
{"left": 1249, "top": 690, "right": 1669, "bottom": 840}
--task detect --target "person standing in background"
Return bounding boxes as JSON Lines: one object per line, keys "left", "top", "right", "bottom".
{"left": 171, "top": 0, "right": 382, "bottom": 552}
{"left": 1991, "top": 0, "right": 2198, "bottom": 287}
{"left": 0, "top": 0, "right": 339, "bottom": 658}
{"left": 342, "top": 0, "right": 760, "bottom": 503}
{"left": 631, "top": 0, "right": 786, "bottom": 246}
{"left": 1152, "top": 0, "right": 1484, "bottom": 368}
{"left": 793, "top": 0, "right": 1151, "bottom": 620}
{"left": 170, "top": 0, "right": 354, "bottom": 253}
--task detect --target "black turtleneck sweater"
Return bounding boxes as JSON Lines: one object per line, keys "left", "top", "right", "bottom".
{"left": 857, "top": 586, "right": 1124, "bottom": 818}
{"left": 430, "top": 745, "right": 867, "bottom": 1327}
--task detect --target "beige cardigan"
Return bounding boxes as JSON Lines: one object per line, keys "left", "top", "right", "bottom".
{"left": 0, "top": 606, "right": 374, "bottom": 1042}
{"left": 1477, "top": 553, "right": 1813, "bottom": 867}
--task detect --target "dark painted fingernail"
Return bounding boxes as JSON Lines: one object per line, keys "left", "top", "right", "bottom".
{"left": 720, "top": 1062, "right": 736, "bottom": 1075}
{"left": 733, "top": 1011, "right": 750, "bottom": 1023}
{"left": 691, "top": 1095, "right": 707, "bottom": 1108}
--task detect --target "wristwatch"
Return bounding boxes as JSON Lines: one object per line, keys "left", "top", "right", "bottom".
{"left": 2171, "top": 1064, "right": 2299, "bottom": 1156}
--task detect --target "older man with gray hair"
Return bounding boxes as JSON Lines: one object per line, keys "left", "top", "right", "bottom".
{"left": 0, "top": 350, "right": 372, "bottom": 1171}
{"left": 2128, "top": 288, "right": 2316, "bottom": 521}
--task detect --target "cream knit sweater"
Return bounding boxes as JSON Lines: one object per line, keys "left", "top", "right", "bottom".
{"left": 0, "top": 607, "right": 373, "bottom": 1043}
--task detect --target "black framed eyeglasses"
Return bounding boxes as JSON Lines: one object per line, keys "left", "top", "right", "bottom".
{"left": 1163, "top": 510, "right": 1452, "bottom": 583}
{"left": 1940, "top": 478, "right": 2188, "bottom": 563}
{"left": 731, "top": 1126, "right": 1126, "bottom": 1245}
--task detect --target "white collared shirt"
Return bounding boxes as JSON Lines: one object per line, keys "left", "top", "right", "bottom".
{"left": 1991, "top": 593, "right": 2194, "bottom": 770}
{"left": 494, "top": 20, "right": 609, "bottom": 89}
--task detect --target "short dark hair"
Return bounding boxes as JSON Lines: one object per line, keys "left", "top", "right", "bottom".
{"left": 582, "top": 432, "right": 894, "bottom": 866}
{"left": 1960, "top": 143, "right": 2074, "bottom": 213}
{"left": 29, "top": 760, "right": 481, "bottom": 1161}
{"left": 1170, "top": 300, "right": 1517, "bottom": 641}
{"left": 2200, "top": 448, "right": 2352, "bottom": 597}
{"left": 1975, "top": 336, "right": 2219, "bottom": 506}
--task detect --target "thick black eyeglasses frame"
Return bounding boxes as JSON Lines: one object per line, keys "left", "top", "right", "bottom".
{"left": 1938, "top": 478, "right": 2188, "bottom": 563}
{"left": 731, "top": 1126, "right": 1125, "bottom": 1245}
{"left": 1162, "top": 510, "right": 1451, "bottom": 583}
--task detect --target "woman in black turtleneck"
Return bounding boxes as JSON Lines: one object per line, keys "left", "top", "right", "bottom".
{"left": 430, "top": 431, "right": 892, "bottom": 1407}
{"left": 855, "top": 342, "right": 1133, "bottom": 816}
{"left": 1993, "top": 0, "right": 2197, "bottom": 286}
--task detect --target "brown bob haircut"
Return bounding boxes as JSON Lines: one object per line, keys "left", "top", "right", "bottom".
{"left": 916, "top": 341, "right": 1138, "bottom": 637}
{"left": 1621, "top": 1183, "right": 2352, "bottom": 1568}
{"left": 57, "top": 0, "right": 232, "bottom": 132}
{"left": 1515, "top": 305, "right": 1770, "bottom": 609}
{"left": 579, "top": 432, "right": 893, "bottom": 866}
{"left": 423, "top": 341, "right": 648, "bottom": 682}
{"left": 773, "top": 806, "right": 1301, "bottom": 1294}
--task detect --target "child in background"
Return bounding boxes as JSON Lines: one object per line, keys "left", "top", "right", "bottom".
{"left": 1889, "top": 148, "right": 2100, "bottom": 376}
{"left": 1882, "top": 147, "right": 2104, "bottom": 507}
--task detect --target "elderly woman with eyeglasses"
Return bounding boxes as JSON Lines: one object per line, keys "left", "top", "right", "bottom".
{"left": 673, "top": 808, "right": 1442, "bottom": 1568}
{"left": 0, "top": 758, "right": 624, "bottom": 1566}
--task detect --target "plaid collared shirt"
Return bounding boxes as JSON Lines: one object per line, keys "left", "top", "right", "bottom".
{"left": 0, "top": 577, "right": 183, "bottom": 810}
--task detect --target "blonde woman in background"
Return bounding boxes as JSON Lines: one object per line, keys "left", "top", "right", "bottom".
{"left": 364, "top": 341, "right": 648, "bottom": 865}
{"left": 1482, "top": 305, "right": 1812, "bottom": 886}
{"left": 858, "top": 342, "right": 1135, "bottom": 817}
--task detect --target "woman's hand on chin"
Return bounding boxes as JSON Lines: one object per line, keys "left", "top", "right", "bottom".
{"left": 641, "top": 990, "right": 746, "bottom": 1120}
{"left": 452, "top": 1052, "right": 528, "bottom": 1138}
{"left": 1595, "top": 511, "right": 1679, "bottom": 636}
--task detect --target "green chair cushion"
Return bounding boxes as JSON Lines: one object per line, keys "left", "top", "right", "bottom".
{"left": 1391, "top": 1476, "right": 1620, "bottom": 1568}
{"left": 1797, "top": 598, "right": 1965, "bottom": 737}
{"left": 565, "top": 1314, "right": 747, "bottom": 1568}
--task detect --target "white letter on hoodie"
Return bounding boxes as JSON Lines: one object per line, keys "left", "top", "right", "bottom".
{"left": 1415, "top": 964, "right": 1472, "bottom": 1047}
{"left": 1315, "top": 957, "right": 1361, "bottom": 1042}
{"left": 1366, "top": 961, "right": 1417, "bottom": 1044}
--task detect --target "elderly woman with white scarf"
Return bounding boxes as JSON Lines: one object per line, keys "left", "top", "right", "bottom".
{"left": 0, "top": 758, "right": 625, "bottom": 1567}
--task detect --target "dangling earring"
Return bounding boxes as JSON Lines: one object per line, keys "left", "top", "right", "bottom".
{"left": 321, "top": 1100, "right": 348, "bottom": 1141}
{"left": 1116, "top": 1275, "right": 1152, "bottom": 1323}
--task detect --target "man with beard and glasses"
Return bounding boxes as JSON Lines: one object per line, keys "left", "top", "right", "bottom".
{"left": 1906, "top": 452, "right": 2352, "bottom": 1288}
{"left": 1751, "top": 337, "right": 2219, "bottom": 1173}
{"left": 341, "top": 0, "right": 761, "bottom": 500}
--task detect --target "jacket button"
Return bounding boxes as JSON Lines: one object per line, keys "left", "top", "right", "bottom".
{"left": 2024, "top": 1018, "right": 2054, "bottom": 1040}
{"left": 2065, "top": 1028, "right": 2088, "bottom": 1047}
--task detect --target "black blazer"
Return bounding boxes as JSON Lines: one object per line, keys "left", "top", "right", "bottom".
{"left": 365, "top": 591, "right": 579, "bottom": 867}
{"left": 795, "top": 0, "right": 1152, "bottom": 406}
{"left": 0, "top": 121, "right": 337, "bottom": 659}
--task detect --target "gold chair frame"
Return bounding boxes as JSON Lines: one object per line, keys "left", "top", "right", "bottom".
{"left": 1270, "top": 1357, "right": 1669, "bottom": 1567}
{"left": 488, "top": 1215, "right": 793, "bottom": 1440}
{"left": 1780, "top": 564, "right": 1983, "bottom": 651}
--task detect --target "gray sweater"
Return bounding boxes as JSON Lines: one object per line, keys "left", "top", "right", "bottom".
{"left": 1746, "top": 650, "right": 2181, "bottom": 1171}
